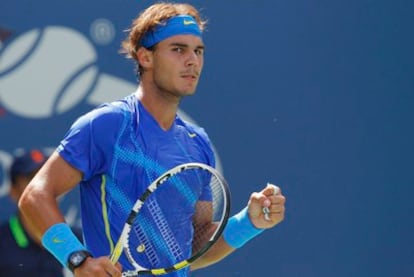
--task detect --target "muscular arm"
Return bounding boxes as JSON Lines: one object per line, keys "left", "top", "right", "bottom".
{"left": 190, "top": 184, "right": 286, "bottom": 271}
{"left": 19, "top": 152, "right": 123, "bottom": 277}
{"left": 189, "top": 201, "right": 235, "bottom": 270}
{"left": 18, "top": 151, "right": 83, "bottom": 241}
{"left": 190, "top": 236, "right": 234, "bottom": 270}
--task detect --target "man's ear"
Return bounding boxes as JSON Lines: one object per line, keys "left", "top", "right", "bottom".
{"left": 136, "top": 47, "right": 153, "bottom": 69}
{"left": 9, "top": 177, "right": 29, "bottom": 203}
{"left": 9, "top": 183, "right": 21, "bottom": 202}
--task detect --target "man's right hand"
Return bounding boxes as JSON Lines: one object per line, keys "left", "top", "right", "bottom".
{"left": 74, "top": 257, "right": 122, "bottom": 277}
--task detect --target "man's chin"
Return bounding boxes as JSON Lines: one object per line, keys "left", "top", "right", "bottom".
{"left": 180, "top": 88, "right": 197, "bottom": 96}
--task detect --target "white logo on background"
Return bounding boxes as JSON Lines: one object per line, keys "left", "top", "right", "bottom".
{"left": 0, "top": 25, "right": 134, "bottom": 118}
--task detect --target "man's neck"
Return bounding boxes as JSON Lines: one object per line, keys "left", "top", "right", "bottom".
{"left": 135, "top": 85, "right": 180, "bottom": 131}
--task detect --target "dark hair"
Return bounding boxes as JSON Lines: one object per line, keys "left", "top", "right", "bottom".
{"left": 120, "top": 2, "right": 207, "bottom": 76}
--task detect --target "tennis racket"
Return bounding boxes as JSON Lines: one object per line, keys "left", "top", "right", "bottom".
{"left": 110, "top": 162, "right": 231, "bottom": 276}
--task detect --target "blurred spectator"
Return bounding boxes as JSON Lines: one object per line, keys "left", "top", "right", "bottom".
{"left": 0, "top": 149, "right": 77, "bottom": 276}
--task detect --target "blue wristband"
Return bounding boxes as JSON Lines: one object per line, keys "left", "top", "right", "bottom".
{"left": 223, "top": 207, "right": 265, "bottom": 248}
{"left": 41, "top": 223, "right": 86, "bottom": 267}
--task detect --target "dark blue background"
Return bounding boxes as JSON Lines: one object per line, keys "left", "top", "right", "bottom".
{"left": 1, "top": 1, "right": 413, "bottom": 276}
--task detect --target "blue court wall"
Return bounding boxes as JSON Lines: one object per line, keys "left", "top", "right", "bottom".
{"left": 0, "top": 1, "right": 413, "bottom": 276}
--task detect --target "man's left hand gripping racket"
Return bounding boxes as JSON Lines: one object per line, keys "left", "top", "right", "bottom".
{"left": 110, "top": 163, "right": 231, "bottom": 276}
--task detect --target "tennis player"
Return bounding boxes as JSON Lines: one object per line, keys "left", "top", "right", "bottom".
{"left": 18, "top": 3, "right": 286, "bottom": 277}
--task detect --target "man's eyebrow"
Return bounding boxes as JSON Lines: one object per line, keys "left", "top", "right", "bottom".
{"left": 169, "top": 42, "right": 205, "bottom": 49}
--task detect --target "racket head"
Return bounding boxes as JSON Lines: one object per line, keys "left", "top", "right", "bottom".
{"left": 111, "top": 163, "right": 231, "bottom": 276}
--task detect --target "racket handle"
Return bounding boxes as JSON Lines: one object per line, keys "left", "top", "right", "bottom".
{"left": 110, "top": 228, "right": 129, "bottom": 264}
{"left": 110, "top": 242, "right": 123, "bottom": 264}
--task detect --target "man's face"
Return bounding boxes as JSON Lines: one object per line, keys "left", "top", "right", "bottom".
{"left": 150, "top": 34, "right": 205, "bottom": 97}
{"left": 10, "top": 171, "right": 37, "bottom": 202}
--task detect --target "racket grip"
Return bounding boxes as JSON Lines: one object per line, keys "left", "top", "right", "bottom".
{"left": 110, "top": 242, "right": 123, "bottom": 264}
{"left": 110, "top": 228, "right": 129, "bottom": 264}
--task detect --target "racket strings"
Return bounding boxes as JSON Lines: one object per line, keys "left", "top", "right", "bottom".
{"left": 118, "top": 164, "right": 230, "bottom": 276}
{"left": 131, "top": 220, "right": 160, "bottom": 267}
{"left": 127, "top": 169, "right": 208, "bottom": 269}
{"left": 129, "top": 196, "right": 185, "bottom": 269}
{"left": 146, "top": 198, "right": 184, "bottom": 261}
{"left": 191, "top": 173, "right": 226, "bottom": 254}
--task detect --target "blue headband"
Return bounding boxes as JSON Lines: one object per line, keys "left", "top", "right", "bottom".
{"left": 141, "top": 15, "right": 202, "bottom": 48}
